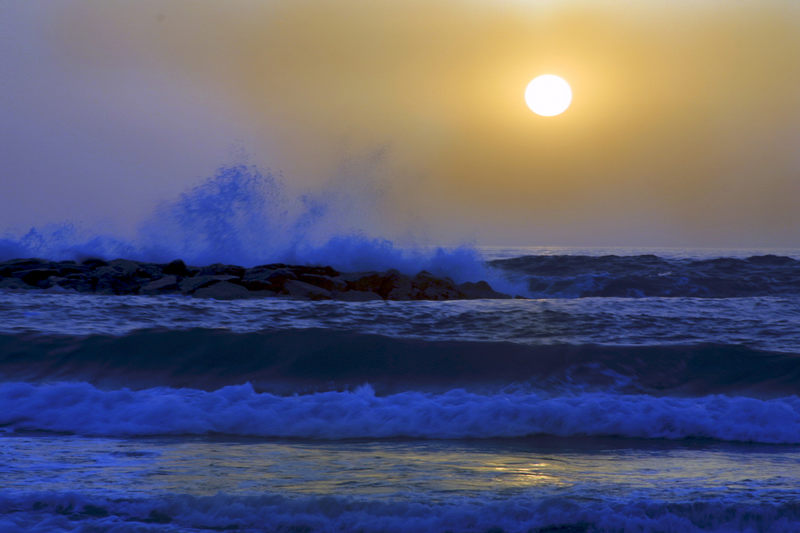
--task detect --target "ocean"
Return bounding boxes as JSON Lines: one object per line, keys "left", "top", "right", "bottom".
{"left": 2, "top": 246, "right": 800, "bottom": 532}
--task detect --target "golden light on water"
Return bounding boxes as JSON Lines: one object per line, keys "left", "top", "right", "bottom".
{"left": 524, "top": 75, "right": 572, "bottom": 117}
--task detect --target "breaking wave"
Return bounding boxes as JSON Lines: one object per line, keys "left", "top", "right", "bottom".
{"left": 0, "top": 165, "right": 493, "bottom": 284}
{"left": 3, "top": 490, "right": 800, "bottom": 533}
{"left": 1, "top": 381, "right": 799, "bottom": 443}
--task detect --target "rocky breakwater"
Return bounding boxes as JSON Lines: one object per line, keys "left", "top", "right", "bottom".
{"left": 0, "top": 258, "right": 511, "bottom": 300}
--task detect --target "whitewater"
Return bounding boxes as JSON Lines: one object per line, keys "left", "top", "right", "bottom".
{"left": 2, "top": 250, "right": 800, "bottom": 532}
{"left": 2, "top": 168, "right": 800, "bottom": 532}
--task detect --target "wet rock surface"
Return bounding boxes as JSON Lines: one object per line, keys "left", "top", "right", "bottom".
{"left": 0, "top": 258, "right": 511, "bottom": 301}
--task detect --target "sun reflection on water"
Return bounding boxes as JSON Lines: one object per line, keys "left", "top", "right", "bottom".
{"left": 4, "top": 435, "right": 800, "bottom": 506}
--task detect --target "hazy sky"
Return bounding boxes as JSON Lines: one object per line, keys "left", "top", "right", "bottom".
{"left": 2, "top": 0, "right": 800, "bottom": 247}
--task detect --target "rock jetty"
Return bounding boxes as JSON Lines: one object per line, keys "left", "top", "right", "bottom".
{"left": 0, "top": 258, "right": 511, "bottom": 301}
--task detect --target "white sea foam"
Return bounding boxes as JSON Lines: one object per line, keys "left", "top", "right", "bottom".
{"left": 0, "top": 165, "right": 505, "bottom": 285}
{"left": 1, "top": 489, "right": 800, "bottom": 533}
{"left": 2, "top": 382, "right": 799, "bottom": 443}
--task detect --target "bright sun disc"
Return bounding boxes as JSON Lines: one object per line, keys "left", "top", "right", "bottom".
{"left": 525, "top": 75, "right": 572, "bottom": 117}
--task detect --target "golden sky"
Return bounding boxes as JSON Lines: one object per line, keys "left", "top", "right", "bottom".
{"left": 3, "top": 0, "right": 800, "bottom": 246}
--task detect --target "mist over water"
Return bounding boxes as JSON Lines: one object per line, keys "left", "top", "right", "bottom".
{"left": 0, "top": 164, "right": 494, "bottom": 283}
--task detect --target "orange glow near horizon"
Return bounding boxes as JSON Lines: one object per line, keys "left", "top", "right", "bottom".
{"left": 8, "top": 0, "right": 800, "bottom": 247}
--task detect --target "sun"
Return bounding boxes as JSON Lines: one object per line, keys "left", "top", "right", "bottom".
{"left": 525, "top": 75, "right": 572, "bottom": 117}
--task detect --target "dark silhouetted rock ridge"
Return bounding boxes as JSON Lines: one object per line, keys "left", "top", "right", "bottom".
{"left": 0, "top": 258, "right": 511, "bottom": 301}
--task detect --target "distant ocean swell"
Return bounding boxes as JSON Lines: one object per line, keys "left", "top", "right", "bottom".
{"left": 1, "top": 329, "right": 799, "bottom": 395}
{"left": 3, "top": 491, "right": 800, "bottom": 533}
{"left": 490, "top": 254, "right": 800, "bottom": 298}
{"left": 2, "top": 381, "right": 799, "bottom": 443}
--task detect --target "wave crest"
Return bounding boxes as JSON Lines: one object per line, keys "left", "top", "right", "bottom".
{"left": 3, "top": 381, "right": 800, "bottom": 443}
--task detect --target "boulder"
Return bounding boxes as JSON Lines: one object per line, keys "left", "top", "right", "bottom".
{"left": 283, "top": 280, "right": 332, "bottom": 300}
{"left": 242, "top": 265, "right": 275, "bottom": 279}
{"left": 140, "top": 275, "right": 180, "bottom": 294}
{"left": 0, "top": 258, "right": 48, "bottom": 271}
{"left": 192, "top": 281, "right": 251, "bottom": 300}
{"left": 91, "top": 266, "right": 142, "bottom": 295}
{"left": 385, "top": 272, "right": 415, "bottom": 300}
{"left": 18, "top": 268, "right": 60, "bottom": 287}
{"left": 243, "top": 266, "right": 295, "bottom": 281}
{"left": 163, "top": 259, "right": 190, "bottom": 277}
{"left": 296, "top": 273, "right": 346, "bottom": 292}
{"left": 180, "top": 275, "right": 239, "bottom": 294}
{"left": 345, "top": 270, "right": 410, "bottom": 299}
{"left": 292, "top": 265, "right": 339, "bottom": 277}
{"left": 56, "top": 274, "right": 95, "bottom": 293}
{"left": 0, "top": 257, "right": 513, "bottom": 300}
{"left": 458, "top": 281, "right": 511, "bottom": 299}
{"left": 241, "top": 268, "right": 297, "bottom": 291}
{"left": 411, "top": 271, "right": 462, "bottom": 300}
{"left": 43, "top": 282, "right": 73, "bottom": 293}
{"left": 56, "top": 263, "right": 92, "bottom": 276}
{"left": 0, "top": 278, "right": 31, "bottom": 290}
{"left": 197, "top": 263, "right": 245, "bottom": 277}
{"left": 108, "top": 259, "right": 146, "bottom": 277}
{"left": 80, "top": 258, "right": 109, "bottom": 268}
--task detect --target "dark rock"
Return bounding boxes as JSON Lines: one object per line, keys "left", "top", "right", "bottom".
{"left": 91, "top": 266, "right": 141, "bottom": 295}
{"left": 17, "top": 268, "right": 60, "bottom": 287}
{"left": 38, "top": 276, "right": 64, "bottom": 289}
{"left": 345, "top": 270, "right": 410, "bottom": 299}
{"left": 180, "top": 275, "right": 239, "bottom": 294}
{"left": 108, "top": 259, "right": 146, "bottom": 277}
{"left": 458, "top": 280, "right": 511, "bottom": 299}
{"left": 44, "top": 285, "right": 72, "bottom": 293}
{"left": 241, "top": 266, "right": 274, "bottom": 289}
{"left": 251, "top": 262, "right": 290, "bottom": 270}
{"left": 411, "top": 271, "right": 462, "bottom": 300}
{"left": 243, "top": 265, "right": 275, "bottom": 278}
{"left": 80, "top": 258, "right": 109, "bottom": 268}
{"left": 193, "top": 281, "right": 251, "bottom": 300}
{"left": 292, "top": 265, "right": 339, "bottom": 277}
{"left": 56, "top": 263, "right": 91, "bottom": 276}
{"left": 0, "top": 278, "right": 31, "bottom": 290}
{"left": 284, "top": 280, "right": 332, "bottom": 300}
{"left": 333, "top": 290, "right": 382, "bottom": 301}
{"left": 243, "top": 266, "right": 295, "bottom": 281}
{"left": 140, "top": 275, "right": 180, "bottom": 294}
{"left": 1, "top": 259, "right": 55, "bottom": 279}
{"left": 1, "top": 258, "right": 48, "bottom": 270}
{"left": 242, "top": 268, "right": 297, "bottom": 291}
{"left": 0, "top": 257, "right": 512, "bottom": 300}
{"left": 385, "top": 272, "right": 415, "bottom": 300}
{"left": 56, "top": 274, "right": 95, "bottom": 292}
{"left": 266, "top": 268, "right": 298, "bottom": 283}
{"left": 197, "top": 263, "right": 246, "bottom": 277}
{"left": 136, "top": 262, "right": 166, "bottom": 279}
{"left": 163, "top": 259, "right": 189, "bottom": 277}
{"left": 296, "top": 273, "right": 346, "bottom": 292}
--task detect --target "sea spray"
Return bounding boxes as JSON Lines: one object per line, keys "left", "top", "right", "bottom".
{"left": 0, "top": 165, "right": 513, "bottom": 286}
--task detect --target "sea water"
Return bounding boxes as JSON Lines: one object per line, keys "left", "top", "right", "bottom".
{"left": 1, "top": 247, "right": 800, "bottom": 532}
